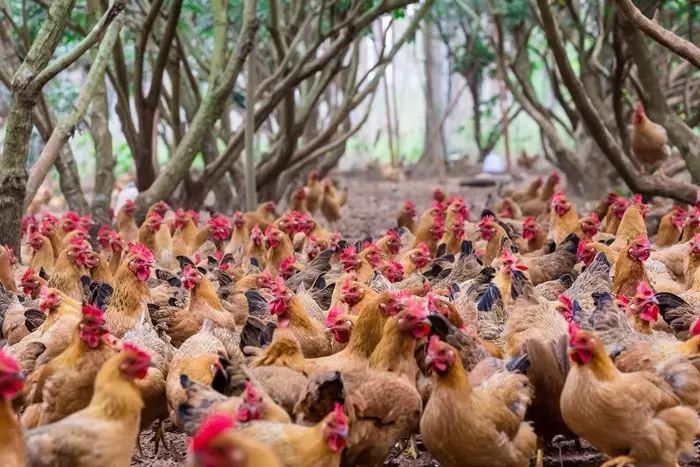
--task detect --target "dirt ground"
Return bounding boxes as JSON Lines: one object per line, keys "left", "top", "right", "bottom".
{"left": 131, "top": 170, "right": 698, "bottom": 466}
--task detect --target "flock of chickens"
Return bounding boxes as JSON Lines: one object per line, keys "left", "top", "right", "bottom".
{"left": 2, "top": 162, "right": 700, "bottom": 467}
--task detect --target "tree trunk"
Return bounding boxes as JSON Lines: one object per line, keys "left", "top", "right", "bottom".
{"left": 420, "top": 19, "right": 447, "bottom": 176}
{"left": 535, "top": 0, "right": 699, "bottom": 204}
{"left": 0, "top": 0, "right": 80, "bottom": 251}
{"left": 24, "top": 14, "right": 124, "bottom": 209}
{"left": 88, "top": 0, "right": 115, "bottom": 229}
{"left": 134, "top": 0, "right": 259, "bottom": 220}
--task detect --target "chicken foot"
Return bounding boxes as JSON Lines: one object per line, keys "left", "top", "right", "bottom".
{"left": 152, "top": 419, "right": 171, "bottom": 456}
{"left": 600, "top": 455, "right": 636, "bottom": 467}
{"left": 400, "top": 433, "right": 419, "bottom": 459}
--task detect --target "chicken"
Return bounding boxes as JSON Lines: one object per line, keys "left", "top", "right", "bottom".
{"left": 178, "top": 376, "right": 290, "bottom": 435}
{"left": 235, "top": 402, "right": 349, "bottom": 467}
{"left": 243, "top": 202, "right": 278, "bottom": 233}
{"left": 439, "top": 211, "right": 465, "bottom": 255}
{"left": 396, "top": 200, "right": 417, "bottom": 233}
{"left": 503, "top": 273, "right": 569, "bottom": 358}
{"left": 517, "top": 216, "right": 547, "bottom": 253}
{"left": 305, "top": 169, "right": 323, "bottom": 214}
{"left": 1, "top": 283, "right": 41, "bottom": 345}
{"left": 411, "top": 203, "right": 445, "bottom": 255}
{"left": 44, "top": 237, "right": 89, "bottom": 301}
{"left": 631, "top": 101, "right": 670, "bottom": 174}
{"left": 186, "top": 412, "right": 283, "bottom": 467}
{"left": 246, "top": 225, "right": 268, "bottom": 268}
{"left": 266, "top": 277, "right": 331, "bottom": 358}
{"left": 565, "top": 251, "right": 612, "bottom": 317}
{"left": 226, "top": 211, "right": 250, "bottom": 259}
{"left": 24, "top": 342, "right": 150, "bottom": 467}
{"left": 264, "top": 225, "right": 295, "bottom": 273}
{"left": 561, "top": 324, "right": 699, "bottom": 467}
{"left": 547, "top": 192, "right": 581, "bottom": 244}
{"left": 104, "top": 242, "right": 154, "bottom": 338}
{"left": 656, "top": 205, "right": 687, "bottom": 248}
{"left": 508, "top": 176, "right": 543, "bottom": 205}
{"left": 520, "top": 171, "right": 560, "bottom": 217}
{"left": 603, "top": 195, "right": 629, "bottom": 235}
{"left": 10, "top": 288, "right": 82, "bottom": 373}
{"left": 610, "top": 194, "right": 648, "bottom": 252}
{"left": 612, "top": 235, "right": 651, "bottom": 296}
{"left": 165, "top": 320, "right": 231, "bottom": 424}
{"left": 22, "top": 304, "right": 115, "bottom": 428}
{"left": 116, "top": 200, "right": 139, "bottom": 243}
{"left": 0, "top": 349, "right": 26, "bottom": 467}
{"left": 432, "top": 241, "right": 482, "bottom": 288}
{"left": 140, "top": 210, "right": 175, "bottom": 269}
{"left": 478, "top": 215, "right": 510, "bottom": 266}
{"left": 294, "top": 300, "right": 428, "bottom": 466}
{"left": 420, "top": 336, "right": 536, "bottom": 467}
{"left": 320, "top": 179, "right": 343, "bottom": 226}
{"left": 152, "top": 263, "right": 238, "bottom": 347}
{"left": 519, "top": 233, "right": 579, "bottom": 286}
{"left": 172, "top": 209, "right": 200, "bottom": 258}
{"left": 289, "top": 186, "right": 308, "bottom": 213}
{"left": 27, "top": 232, "right": 55, "bottom": 276}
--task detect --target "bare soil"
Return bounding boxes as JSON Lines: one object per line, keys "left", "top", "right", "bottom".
{"left": 131, "top": 170, "right": 700, "bottom": 466}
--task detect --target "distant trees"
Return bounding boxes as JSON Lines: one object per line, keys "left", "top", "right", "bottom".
{"left": 0, "top": 0, "right": 429, "bottom": 248}
{"left": 433, "top": 0, "right": 699, "bottom": 199}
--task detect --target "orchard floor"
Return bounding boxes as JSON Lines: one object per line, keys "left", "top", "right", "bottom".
{"left": 131, "top": 170, "right": 699, "bottom": 466}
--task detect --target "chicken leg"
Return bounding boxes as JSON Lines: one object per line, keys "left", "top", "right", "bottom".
{"left": 601, "top": 455, "right": 636, "bottom": 467}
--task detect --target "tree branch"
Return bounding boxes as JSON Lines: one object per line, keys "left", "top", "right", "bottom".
{"left": 34, "top": 0, "right": 126, "bottom": 87}
{"left": 24, "top": 14, "right": 126, "bottom": 208}
{"left": 613, "top": 0, "right": 700, "bottom": 68}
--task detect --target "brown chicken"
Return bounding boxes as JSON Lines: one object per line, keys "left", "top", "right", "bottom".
{"left": 612, "top": 235, "right": 651, "bottom": 296}
{"left": 520, "top": 233, "right": 579, "bottom": 286}
{"left": 305, "top": 170, "right": 324, "bottom": 214}
{"left": 27, "top": 231, "right": 55, "bottom": 276}
{"left": 508, "top": 176, "right": 543, "bottom": 205}
{"left": 266, "top": 277, "right": 331, "bottom": 358}
{"left": 631, "top": 101, "right": 670, "bottom": 174}
{"left": 264, "top": 225, "right": 295, "bottom": 273}
{"left": 603, "top": 195, "right": 629, "bottom": 235}
{"left": 610, "top": 194, "right": 649, "bottom": 252}
{"left": 173, "top": 209, "right": 200, "bottom": 258}
{"left": 656, "top": 205, "right": 687, "bottom": 248}
{"left": 517, "top": 216, "right": 547, "bottom": 253}
{"left": 236, "top": 402, "right": 349, "bottom": 467}
{"left": 420, "top": 336, "right": 536, "bottom": 467}
{"left": 24, "top": 342, "right": 151, "bottom": 466}
{"left": 47, "top": 237, "right": 92, "bottom": 302}
{"left": 478, "top": 215, "right": 510, "bottom": 266}
{"left": 0, "top": 349, "right": 26, "bottom": 467}
{"left": 320, "top": 180, "right": 343, "bottom": 226}
{"left": 152, "top": 263, "right": 238, "bottom": 347}
{"left": 186, "top": 412, "right": 284, "bottom": 467}
{"left": 520, "top": 171, "right": 560, "bottom": 217}
{"left": 547, "top": 192, "right": 581, "bottom": 244}
{"left": 165, "top": 320, "right": 231, "bottom": 425}
{"left": 561, "top": 324, "right": 699, "bottom": 467}
{"left": 226, "top": 211, "right": 251, "bottom": 259}
{"left": 116, "top": 200, "right": 139, "bottom": 243}
{"left": 105, "top": 243, "right": 154, "bottom": 338}
{"left": 0, "top": 245, "right": 17, "bottom": 293}
{"left": 411, "top": 203, "right": 445, "bottom": 255}
{"left": 22, "top": 304, "right": 115, "bottom": 428}
{"left": 396, "top": 200, "right": 417, "bottom": 233}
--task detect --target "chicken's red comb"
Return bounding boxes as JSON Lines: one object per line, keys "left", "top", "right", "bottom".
{"left": 692, "top": 234, "right": 700, "bottom": 245}
{"left": 271, "top": 276, "right": 287, "bottom": 296}
{"left": 63, "top": 211, "right": 81, "bottom": 222}
{"left": 615, "top": 293, "right": 630, "bottom": 306}
{"left": 567, "top": 322, "right": 581, "bottom": 342}
{"left": 386, "top": 228, "right": 400, "bottom": 240}
{"left": 325, "top": 305, "right": 344, "bottom": 328}
{"left": 635, "top": 281, "right": 654, "bottom": 298}
{"left": 404, "top": 200, "right": 415, "bottom": 209}
{"left": 690, "top": 319, "right": 700, "bottom": 337}
{"left": 333, "top": 402, "right": 347, "bottom": 425}
{"left": 633, "top": 234, "right": 650, "bottom": 246}
{"left": 122, "top": 341, "right": 150, "bottom": 362}
{"left": 523, "top": 216, "right": 535, "bottom": 227}
{"left": 280, "top": 255, "right": 296, "bottom": 272}
{"left": 631, "top": 193, "right": 643, "bottom": 205}
{"left": 427, "top": 334, "right": 443, "bottom": 353}
{"left": 340, "top": 245, "right": 358, "bottom": 260}
{"left": 127, "top": 242, "right": 154, "bottom": 263}
{"left": 589, "top": 212, "right": 600, "bottom": 225}
{"left": 0, "top": 348, "right": 21, "bottom": 375}
{"left": 21, "top": 268, "right": 35, "bottom": 282}
{"left": 478, "top": 215, "right": 494, "bottom": 227}
{"left": 549, "top": 171, "right": 560, "bottom": 182}
{"left": 558, "top": 293, "right": 573, "bottom": 310}
{"left": 190, "top": 412, "right": 236, "bottom": 452}
{"left": 576, "top": 239, "right": 590, "bottom": 255}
